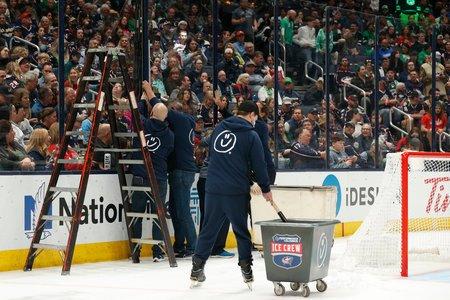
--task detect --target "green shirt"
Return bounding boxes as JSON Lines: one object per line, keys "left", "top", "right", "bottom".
{"left": 280, "top": 17, "right": 294, "bottom": 45}
{"left": 417, "top": 49, "right": 430, "bottom": 66}
{"left": 316, "top": 28, "right": 334, "bottom": 53}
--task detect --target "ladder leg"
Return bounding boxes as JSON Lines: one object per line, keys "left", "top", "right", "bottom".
{"left": 62, "top": 53, "right": 114, "bottom": 275}
{"left": 104, "top": 80, "right": 135, "bottom": 255}
{"left": 118, "top": 55, "right": 177, "bottom": 267}
{"left": 24, "top": 51, "right": 98, "bottom": 273}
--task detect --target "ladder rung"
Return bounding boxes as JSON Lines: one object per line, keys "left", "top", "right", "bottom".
{"left": 33, "top": 243, "right": 66, "bottom": 251}
{"left": 95, "top": 148, "right": 140, "bottom": 153}
{"left": 118, "top": 159, "right": 144, "bottom": 165}
{"left": 126, "top": 212, "right": 158, "bottom": 219}
{"left": 73, "top": 103, "right": 96, "bottom": 109}
{"left": 131, "top": 239, "right": 164, "bottom": 245}
{"left": 114, "top": 132, "right": 137, "bottom": 138}
{"left": 57, "top": 159, "right": 85, "bottom": 164}
{"left": 108, "top": 105, "right": 130, "bottom": 110}
{"left": 42, "top": 215, "right": 73, "bottom": 222}
{"left": 49, "top": 187, "right": 79, "bottom": 193}
{"left": 122, "top": 186, "right": 152, "bottom": 192}
{"left": 66, "top": 131, "right": 84, "bottom": 136}
{"left": 109, "top": 77, "right": 123, "bottom": 83}
{"left": 82, "top": 76, "right": 101, "bottom": 82}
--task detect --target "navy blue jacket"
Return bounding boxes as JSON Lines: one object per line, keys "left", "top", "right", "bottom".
{"left": 149, "top": 97, "right": 196, "bottom": 172}
{"left": 130, "top": 117, "right": 174, "bottom": 182}
{"left": 206, "top": 116, "right": 270, "bottom": 195}
{"left": 255, "top": 119, "right": 275, "bottom": 172}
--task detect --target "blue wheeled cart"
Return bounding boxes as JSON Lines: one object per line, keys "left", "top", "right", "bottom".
{"left": 258, "top": 219, "right": 340, "bottom": 297}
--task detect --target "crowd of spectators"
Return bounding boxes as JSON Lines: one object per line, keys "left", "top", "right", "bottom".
{"left": 0, "top": 0, "right": 448, "bottom": 172}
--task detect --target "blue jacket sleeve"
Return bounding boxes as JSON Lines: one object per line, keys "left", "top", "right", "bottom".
{"left": 149, "top": 97, "right": 161, "bottom": 108}
{"left": 249, "top": 133, "right": 270, "bottom": 193}
{"left": 138, "top": 99, "right": 149, "bottom": 119}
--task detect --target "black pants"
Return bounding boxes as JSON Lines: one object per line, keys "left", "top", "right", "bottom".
{"left": 195, "top": 192, "right": 252, "bottom": 262}
{"left": 131, "top": 176, "right": 167, "bottom": 257}
{"left": 197, "top": 177, "right": 229, "bottom": 255}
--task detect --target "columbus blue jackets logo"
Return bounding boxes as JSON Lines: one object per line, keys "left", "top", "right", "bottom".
{"left": 317, "top": 233, "right": 328, "bottom": 268}
{"left": 189, "top": 129, "right": 195, "bottom": 146}
{"left": 24, "top": 182, "right": 52, "bottom": 239}
{"left": 213, "top": 130, "right": 237, "bottom": 154}
{"left": 271, "top": 234, "right": 303, "bottom": 270}
{"left": 145, "top": 134, "right": 161, "bottom": 152}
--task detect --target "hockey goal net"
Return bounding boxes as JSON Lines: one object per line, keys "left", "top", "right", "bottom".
{"left": 343, "top": 152, "right": 450, "bottom": 276}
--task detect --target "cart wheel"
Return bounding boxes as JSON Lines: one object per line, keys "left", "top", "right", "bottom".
{"left": 300, "top": 284, "right": 310, "bottom": 297}
{"left": 316, "top": 279, "right": 327, "bottom": 292}
{"left": 273, "top": 283, "right": 285, "bottom": 296}
{"left": 290, "top": 282, "right": 300, "bottom": 291}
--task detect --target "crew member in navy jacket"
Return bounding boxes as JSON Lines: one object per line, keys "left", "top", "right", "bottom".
{"left": 217, "top": 97, "right": 275, "bottom": 184}
{"left": 142, "top": 81, "right": 197, "bottom": 258}
{"left": 130, "top": 89, "right": 174, "bottom": 263}
{"left": 190, "top": 101, "right": 273, "bottom": 287}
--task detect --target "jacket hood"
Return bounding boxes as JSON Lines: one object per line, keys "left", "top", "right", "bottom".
{"left": 148, "top": 119, "right": 170, "bottom": 137}
{"left": 222, "top": 116, "right": 254, "bottom": 132}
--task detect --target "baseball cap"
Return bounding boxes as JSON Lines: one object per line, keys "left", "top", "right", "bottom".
{"left": 282, "top": 97, "right": 292, "bottom": 105}
{"left": 194, "top": 115, "right": 204, "bottom": 122}
{"left": 245, "top": 60, "right": 256, "bottom": 67}
{"left": 408, "top": 90, "right": 419, "bottom": 97}
{"left": 0, "top": 85, "right": 14, "bottom": 102}
{"left": 160, "top": 19, "right": 171, "bottom": 27}
{"left": 308, "top": 108, "right": 319, "bottom": 115}
{"left": 20, "top": 11, "right": 32, "bottom": 20}
{"left": 284, "top": 77, "right": 293, "bottom": 84}
{"left": 345, "top": 122, "right": 355, "bottom": 128}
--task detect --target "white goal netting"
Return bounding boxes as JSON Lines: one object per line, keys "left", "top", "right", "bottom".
{"left": 341, "top": 152, "right": 450, "bottom": 275}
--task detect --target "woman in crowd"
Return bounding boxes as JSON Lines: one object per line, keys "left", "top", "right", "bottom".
{"left": 47, "top": 123, "right": 82, "bottom": 171}
{"left": 178, "top": 88, "right": 198, "bottom": 116}
{"left": 0, "top": 119, "right": 34, "bottom": 171}
{"left": 150, "top": 65, "right": 168, "bottom": 99}
{"left": 181, "top": 37, "right": 207, "bottom": 69}
{"left": 232, "top": 73, "right": 252, "bottom": 103}
{"left": 421, "top": 102, "right": 448, "bottom": 150}
{"left": 25, "top": 128, "right": 50, "bottom": 171}
{"left": 64, "top": 67, "right": 80, "bottom": 91}
{"left": 13, "top": 88, "right": 34, "bottom": 139}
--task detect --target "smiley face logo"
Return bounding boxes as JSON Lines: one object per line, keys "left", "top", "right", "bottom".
{"left": 214, "top": 130, "right": 237, "bottom": 154}
{"left": 189, "top": 129, "right": 195, "bottom": 146}
{"left": 317, "top": 233, "right": 328, "bottom": 268}
{"left": 145, "top": 134, "right": 161, "bottom": 152}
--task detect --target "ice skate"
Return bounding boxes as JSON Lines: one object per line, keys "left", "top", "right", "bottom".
{"left": 131, "top": 244, "right": 141, "bottom": 264}
{"left": 239, "top": 260, "right": 254, "bottom": 290}
{"left": 190, "top": 256, "right": 206, "bottom": 288}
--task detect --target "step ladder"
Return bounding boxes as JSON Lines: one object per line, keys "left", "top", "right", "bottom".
{"left": 24, "top": 47, "right": 177, "bottom": 275}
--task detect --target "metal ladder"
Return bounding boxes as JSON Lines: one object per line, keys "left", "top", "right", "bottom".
{"left": 23, "top": 47, "right": 177, "bottom": 275}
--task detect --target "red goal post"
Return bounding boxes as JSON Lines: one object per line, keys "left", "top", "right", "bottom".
{"left": 401, "top": 151, "right": 450, "bottom": 277}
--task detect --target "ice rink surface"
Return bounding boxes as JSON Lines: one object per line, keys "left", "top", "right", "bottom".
{"left": 1, "top": 238, "right": 449, "bottom": 300}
